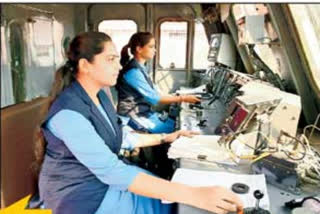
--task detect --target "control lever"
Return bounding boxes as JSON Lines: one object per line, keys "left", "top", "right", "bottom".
{"left": 254, "top": 190, "right": 264, "bottom": 211}
{"left": 208, "top": 96, "right": 218, "bottom": 105}
{"left": 189, "top": 103, "right": 203, "bottom": 110}
{"left": 243, "top": 190, "right": 270, "bottom": 214}
{"left": 229, "top": 189, "right": 270, "bottom": 214}
{"left": 197, "top": 119, "right": 207, "bottom": 127}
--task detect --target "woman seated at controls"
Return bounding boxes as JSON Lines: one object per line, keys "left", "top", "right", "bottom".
{"left": 35, "top": 32, "right": 243, "bottom": 214}
{"left": 116, "top": 32, "right": 200, "bottom": 133}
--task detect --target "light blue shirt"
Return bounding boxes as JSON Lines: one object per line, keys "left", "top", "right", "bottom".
{"left": 46, "top": 107, "right": 172, "bottom": 214}
{"left": 47, "top": 109, "right": 142, "bottom": 191}
{"left": 123, "top": 65, "right": 175, "bottom": 134}
{"left": 124, "top": 67, "right": 161, "bottom": 105}
{"left": 97, "top": 105, "right": 139, "bottom": 150}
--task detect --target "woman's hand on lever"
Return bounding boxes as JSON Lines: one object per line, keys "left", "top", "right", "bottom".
{"left": 129, "top": 173, "right": 243, "bottom": 214}
{"left": 190, "top": 186, "right": 243, "bottom": 214}
{"left": 180, "top": 94, "right": 201, "bottom": 104}
{"left": 163, "top": 130, "right": 199, "bottom": 143}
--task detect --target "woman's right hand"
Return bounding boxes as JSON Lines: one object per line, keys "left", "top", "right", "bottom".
{"left": 188, "top": 186, "right": 243, "bottom": 214}
{"left": 180, "top": 95, "right": 201, "bottom": 104}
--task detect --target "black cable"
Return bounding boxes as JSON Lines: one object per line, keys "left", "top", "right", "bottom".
{"left": 285, "top": 196, "right": 320, "bottom": 209}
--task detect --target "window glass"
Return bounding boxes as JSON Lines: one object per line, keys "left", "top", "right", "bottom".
{"left": 193, "top": 22, "right": 209, "bottom": 69}
{"left": 53, "top": 20, "right": 65, "bottom": 67}
{"left": 32, "top": 18, "right": 54, "bottom": 67}
{"left": 1, "top": 26, "right": 8, "bottom": 64}
{"left": 288, "top": 4, "right": 320, "bottom": 90}
{"left": 27, "top": 17, "right": 55, "bottom": 102}
{"left": 1, "top": 26, "right": 15, "bottom": 107}
{"left": 159, "top": 21, "right": 187, "bottom": 69}
{"left": 98, "top": 20, "right": 137, "bottom": 54}
{"left": 2, "top": 16, "right": 58, "bottom": 108}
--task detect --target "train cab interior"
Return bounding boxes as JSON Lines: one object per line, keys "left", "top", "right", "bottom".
{"left": 1, "top": 3, "right": 320, "bottom": 214}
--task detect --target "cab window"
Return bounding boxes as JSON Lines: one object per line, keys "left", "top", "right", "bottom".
{"left": 159, "top": 21, "right": 187, "bottom": 69}
{"left": 98, "top": 20, "right": 138, "bottom": 54}
{"left": 193, "top": 22, "right": 209, "bottom": 69}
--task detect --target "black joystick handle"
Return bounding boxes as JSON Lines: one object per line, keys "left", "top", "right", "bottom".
{"left": 189, "top": 103, "right": 203, "bottom": 109}
{"left": 254, "top": 190, "right": 264, "bottom": 200}
{"left": 241, "top": 190, "right": 270, "bottom": 214}
{"left": 254, "top": 190, "right": 264, "bottom": 210}
{"left": 198, "top": 119, "right": 207, "bottom": 127}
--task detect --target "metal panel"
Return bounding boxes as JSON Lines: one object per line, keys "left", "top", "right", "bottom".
{"left": 268, "top": 4, "right": 319, "bottom": 124}
{"left": 225, "top": 15, "right": 255, "bottom": 74}
{"left": 88, "top": 3, "right": 146, "bottom": 31}
{"left": 1, "top": 97, "right": 50, "bottom": 208}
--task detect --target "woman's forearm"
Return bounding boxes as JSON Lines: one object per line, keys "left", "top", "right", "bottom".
{"left": 159, "top": 94, "right": 201, "bottom": 105}
{"left": 134, "top": 133, "right": 163, "bottom": 148}
{"left": 159, "top": 94, "right": 181, "bottom": 104}
{"left": 128, "top": 172, "right": 193, "bottom": 205}
{"left": 133, "top": 130, "right": 198, "bottom": 148}
{"left": 128, "top": 172, "right": 244, "bottom": 214}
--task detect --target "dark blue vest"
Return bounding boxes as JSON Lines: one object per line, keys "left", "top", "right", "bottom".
{"left": 39, "top": 80, "right": 123, "bottom": 214}
{"left": 116, "top": 59, "right": 155, "bottom": 117}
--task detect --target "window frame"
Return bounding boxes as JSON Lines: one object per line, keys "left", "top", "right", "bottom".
{"left": 192, "top": 21, "right": 210, "bottom": 70}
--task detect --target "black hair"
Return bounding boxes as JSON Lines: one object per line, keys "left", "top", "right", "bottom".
{"left": 120, "top": 32, "right": 154, "bottom": 67}
{"left": 33, "top": 32, "right": 112, "bottom": 174}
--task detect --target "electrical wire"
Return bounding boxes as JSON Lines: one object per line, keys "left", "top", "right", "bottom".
{"left": 303, "top": 125, "right": 320, "bottom": 145}
{"left": 300, "top": 134, "right": 320, "bottom": 177}
{"left": 224, "top": 122, "right": 308, "bottom": 162}
{"left": 277, "top": 131, "right": 307, "bottom": 161}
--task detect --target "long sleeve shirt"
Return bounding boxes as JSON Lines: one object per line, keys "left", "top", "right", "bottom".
{"left": 123, "top": 65, "right": 161, "bottom": 105}
{"left": 46, "top": 107, "right": 143, "bottom": 191}
{"left": 46, "top": 105, "right": 172, "bottom": 214}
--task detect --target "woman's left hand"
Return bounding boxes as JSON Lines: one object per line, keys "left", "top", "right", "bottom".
{"left": 163, "top": 130, "right": 199, "bottom": 143}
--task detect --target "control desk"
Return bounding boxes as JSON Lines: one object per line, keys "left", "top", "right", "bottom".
{"left": 175, "top": 94, "right": 318, "bottom": 214}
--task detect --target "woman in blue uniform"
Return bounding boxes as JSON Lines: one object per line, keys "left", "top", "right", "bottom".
{"left": 35, "top": 32, "right": 243, "bottom": 214}
{"left": 116, "top": 32, "right": 200, "bottom": 133}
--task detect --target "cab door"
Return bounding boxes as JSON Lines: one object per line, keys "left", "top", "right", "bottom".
{"left": 153, "top": 4, "right": 210, "bottom": 94}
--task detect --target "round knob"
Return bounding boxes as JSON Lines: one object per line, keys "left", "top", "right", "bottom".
{"left": 254, "top": 190, "right": 264, "bottom": 200}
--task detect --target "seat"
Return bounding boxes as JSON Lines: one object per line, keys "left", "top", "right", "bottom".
{"left": 1, "top": 97, "right": 50, "bottom": 208}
